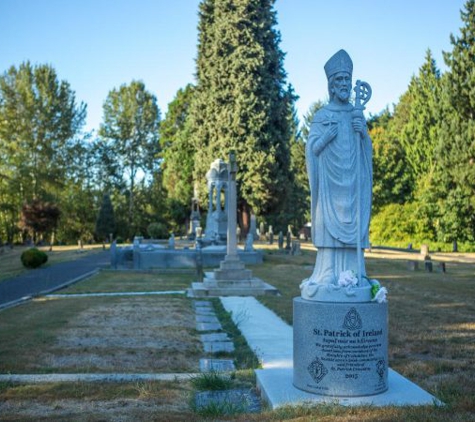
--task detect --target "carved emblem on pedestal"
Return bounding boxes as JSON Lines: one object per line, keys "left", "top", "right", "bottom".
{"left": 376, "top": 359, "right": 386, "bottom": 380}
{"left": 343, "top": 307, "right": 363, "bottom": 330}
{"left": 308, "top": 357, "right": 328, "bottom": 384}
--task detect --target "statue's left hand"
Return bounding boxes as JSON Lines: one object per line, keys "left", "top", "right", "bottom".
{"left": 352, "top": 117, "right": 366, "bottom": 135}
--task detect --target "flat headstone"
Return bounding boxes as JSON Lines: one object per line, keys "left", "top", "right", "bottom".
{"left": 196, "top": 322, "right": 222, "bottom": 332}
{"left": 424, "top": 260, "right": 433, "bottom": 272}
{"left": 199, "top": 358, "right": 236, "bottom": 372}
{"left": 195, "top": 389, "right": 260, "bottom": 413}
{"left": 195, "top": 308, "right": 216, "bottom": 316}
{"left": 200, "top": 333, "right": 230, "bottom": 342}
{"left": 193, "top": 301, "right": 213, "bottom": 309}
{"left": 437, "top": 262, "right": 446, "bottom": 273}
{"left": 420, "top": 244, "right": 430, "bottom": 256}
{"left": 196, "top": 315, "right": 220, "bottom": 324}
{"left": 203, "top": 341, "right": 235, "bottom": 353}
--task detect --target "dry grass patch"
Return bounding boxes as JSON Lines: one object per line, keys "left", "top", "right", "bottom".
{"left": 0, "top": 296, "right": 201, "bottom": 374}
{"left": 63, "top": 270, "right": 192, "bottom": 293}
{"left": 0, "top": 380, "right": 195, "bottom": 421}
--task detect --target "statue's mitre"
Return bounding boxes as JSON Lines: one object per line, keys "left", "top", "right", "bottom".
{"left": 324, "top": 49, "right": 353, "bottom": 79}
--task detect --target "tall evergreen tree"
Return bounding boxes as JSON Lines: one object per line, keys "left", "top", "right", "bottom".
{"left": 397, "top": 50, "right": 442, "bottom": 181}
{"left": 160, "top": 84, "right": 195, "bottom": 207}
{"left": 436, "top": 0, "right": 475, "bottom": 242}
{"left": 95, "top": 193, "right": 116, "bottom": 242}
{"left": 189, "top": 0, "right": 295, "bottom": 233}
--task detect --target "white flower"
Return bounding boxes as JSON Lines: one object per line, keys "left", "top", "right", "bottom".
{"left": 338, "top": 270, "right": 358, "bottom": 287}
{"left": 372, "top": 286, "right": 388, "bottom": 303}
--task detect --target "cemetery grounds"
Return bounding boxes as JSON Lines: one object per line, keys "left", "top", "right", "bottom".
{"left": 0, "top": 243, "right": 474, "bottom": 421}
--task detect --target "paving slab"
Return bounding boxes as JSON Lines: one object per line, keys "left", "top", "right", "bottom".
{"left": 195, "top": 308, "right": 216, "bottom": 316}
{"left": 199, "top": 358, "right": 236, "bottom": 372}
{"left": 195, "top": 389, "right": 261, "bottom": 413}
{"left": 196, "top": 322, "right": 222, "bottom": 332}
{"left": 200, "top": 333, "right": 230, "bottom": 342}
{"left": 196, "top": 315, "right": 220, "bottom": 323}
{"left": 203, "top": 341, "right": 235, "bottom": 353}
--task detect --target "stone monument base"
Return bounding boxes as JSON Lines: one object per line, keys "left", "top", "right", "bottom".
{"left": 293, "top": 297, "right": 388, "bottom": 397}
{"left": 189, "top": 253, "right": 279, "bottom": 297}
{"left": 187, "top": 277, "right": 279, "bottom": 297}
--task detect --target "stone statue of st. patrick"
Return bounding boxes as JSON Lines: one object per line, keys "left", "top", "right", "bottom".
{"left": 300, "top": 49, "right": 373, "bottom": 302}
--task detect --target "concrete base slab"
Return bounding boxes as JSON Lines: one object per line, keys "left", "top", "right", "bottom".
{"left": 256, "top": 367, "right": 442, "bottom": 409}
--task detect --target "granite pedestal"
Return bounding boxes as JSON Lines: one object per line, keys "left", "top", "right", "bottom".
{"left": 293, "top": 297, "right": 388, "bottom": 397}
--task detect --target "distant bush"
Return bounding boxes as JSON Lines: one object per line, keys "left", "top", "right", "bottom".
{"left": 369, "top": 202, "right": 475, "bottom": 252}
{"left": 370, "top": 202, "right": 435, "bottom": 245}
{"left": 147, "top": 223, "right": 169, "bottom": 239}
{"left": 21, "top": 248, "right": 48, "bottom": 269}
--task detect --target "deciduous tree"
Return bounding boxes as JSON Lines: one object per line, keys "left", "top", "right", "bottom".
{"left": 99, "top": 81, "right": 161, "bottom": 238}
{"left": 0, "top": 62, "right": 86, "bottom": 243}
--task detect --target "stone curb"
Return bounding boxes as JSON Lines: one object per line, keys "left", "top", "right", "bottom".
{"left": 46, "top": 290, "right": 186, "bottom": 298}
{"left": 0, "top": 373, "right": 198, "bottom": 384}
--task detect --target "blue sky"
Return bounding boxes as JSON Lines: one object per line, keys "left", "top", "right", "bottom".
{"left": 0, "top": 0, "right": 467, "bottom": 133}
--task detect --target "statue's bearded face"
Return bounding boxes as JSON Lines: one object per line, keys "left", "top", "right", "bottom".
{"left": 331, "top": 71, "right": 352, "bottom": 103}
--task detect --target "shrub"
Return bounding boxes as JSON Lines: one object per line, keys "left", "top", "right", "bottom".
{"left": 370, "top": 202, "right": 436, "bottom": 246}
{"left": 21, "top": 248, "right": 48, "bottom": 269}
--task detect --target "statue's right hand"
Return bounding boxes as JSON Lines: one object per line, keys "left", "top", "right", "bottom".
{"left": 322, "top": 124, "right": 338, "bottom": 144}
{"left": 312, "top": 124, "right": 338, "bottom": 156}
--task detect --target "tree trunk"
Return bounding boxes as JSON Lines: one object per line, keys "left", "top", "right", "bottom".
{"left": 238, "top": 200, "right": 251, "bottom": 236}
{"left": 128, "top": 172, "right": 135, "bottom": 238}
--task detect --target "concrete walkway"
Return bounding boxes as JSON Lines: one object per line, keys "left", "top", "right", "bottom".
{"left": 220, "top": 296, "right": 293, "bottom": 369}
{"left": 220, "top": 296, "right": 442, "bottom": 409}
{"left": 0, "top": 251, "right": 109, "bottom": 309}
